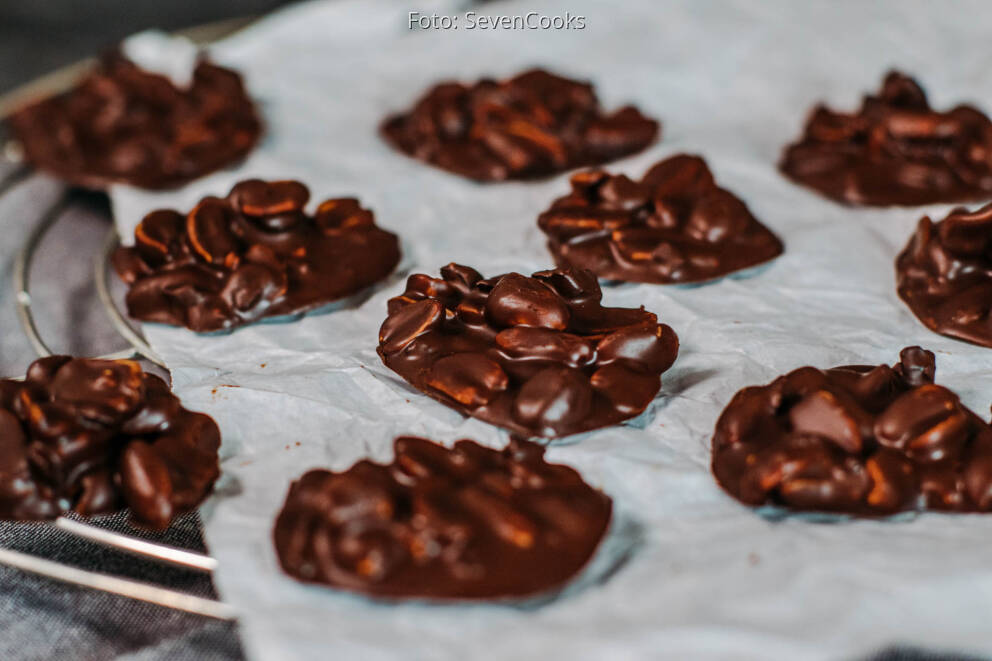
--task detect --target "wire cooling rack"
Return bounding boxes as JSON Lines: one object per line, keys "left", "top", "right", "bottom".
{"left": 0, "top": 17, "right": 257, "bottom": 622}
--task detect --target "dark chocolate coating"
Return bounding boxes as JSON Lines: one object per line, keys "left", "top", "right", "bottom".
{"left": 113, "top": 179, "right": 402, "bottom": 333}
{"left": 0, "top": 356, "right": 221, "bottom": 529}
{"left": 273, "top": 436, "right": 612, "bottom": 600}
{"left": 711, "top": 347, "right": 992, "bottom": 515}
{"left": 377, "top": 264, "right": 679, "bottom": 438}
{"left": 780, "top": 71, "right": 992, "bottom": 206}
{"left": 538, "top": 155, "right": 784, "bottom": 284}
{"left": 896, "top": 201, "right": 992, "bottom": 348}
{"left": 9, "top": 53, "right": 261, "bottom": 190}
{"left": 380, "top": 68, "right": 659, "bottom": 182}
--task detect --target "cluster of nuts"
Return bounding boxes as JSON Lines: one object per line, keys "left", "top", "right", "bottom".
{"left": 538, "top": 154, "right": 784, "bottom": 283}
{"left": 0, "top": 356, "right": 220, "bottom": 529}
{"left": 897, "top": 201, "right": 992, "bottom": 348}
{"left": 381, "top": 68, "right": 659, "bottom": 181}
{"left": 712, "top": 347, "right": 992, "bottom": 514}
{"left": 780, "top": 71, "right": 992, "bottom": 206}
{"left": 113, "top": 179, "right": 401, "bottom": 332}
{"left": 378, "top": 264, "right": 678, "bottom": 438}
{"left": 9, "top": 54, "right": 261, "bottom": 189}
{"left": 273, "top": 436, "right": 612, "bottom": 599}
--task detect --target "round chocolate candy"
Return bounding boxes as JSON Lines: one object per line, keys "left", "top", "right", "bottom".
{"left": 896, "top": 201, "right": 992, "bottom": 348}
{"left": 0, "top": 356, "right": 221, "bottom": 529}
{"left": 538, "top": 154, "right": 784, "bottom": 284}
{"left": 9, "top": 52, "right": 261, "bottom": 190}
{"left": 113, "top": 179, "right": 402, "bottom": 333}
{"left": 377, "top": 264, "right": 679, "bottom": 438}
{"left": 381, "top": 68, "right": 659, "bottom": 181}
{"left": 780, "top": 71, "right": 992, "bottom": 206}
{"left": 273, "top": 436, "right": 612, "bottom": 600}
{"left": 711, "top": 347, "right": 992, "bottom": 515}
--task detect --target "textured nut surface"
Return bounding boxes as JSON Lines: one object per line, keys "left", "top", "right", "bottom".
{"left": 381, "top": 68, "right": 658, "bottom": 181}
{"left": 712, "top": 346, "right": 992, "bottom": 516}
{"left": 485, "top": 274, "right": 571, "bottom": 330}
{"left": 377, "top": 264, "right": 679, "bottom": 438}
{"left": 9, "top": 53, "right": 260, "bottom": 190}
{"left": 897, "top": 202, "right": 992, "bottom": 348}
{"left": 538, "top": 154, "right": 783, "bottom": 284}
{"left": 0, "top": 356, "right": 220, "bottom": 529}
{"left": 274, "top": 436, "right": 612, "bottom": 599}
{"left": 595, "top": 322, "right": 680, "bottom": 373}
{"left": 379, "top": 300, "right": 445, "bottom": 355}
{"left": 426, "top": 354, "right": 510, "bottom": 407}
{"left": 229, "top": 179, "right": 310, "bottom": 217}
{"left": 513, "top": 367, "right": 594, "bottom": 436}
{"left": 781, "top": 71, "right": 992, "bottom": 206}
{"left": 114, "top": 179, "right": 401, "bottom": 333}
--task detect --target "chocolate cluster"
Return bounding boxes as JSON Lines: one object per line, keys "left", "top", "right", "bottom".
{"left": 0, "top": 356, "right": 220, "bottom": 529}
{"left": 377, "top": 264, "right": 678, "bottom": 438}
{"left": 538, "top": 154, "right": 784, "bottom": 284}
{"left": 274, "top": 436, "right": 611, "bottom": 600}
{"left": 780, "top": 71, "right": 992, "bottom": 206}
{"left": 9, "top": 53, "right": 261, "bottom": 190}
{"left": 113, "top": 179, "right": 401, "bottom": 333}
{"left": 711, "top": 347, "right": 992, "bottom": 515}
{"left": 381, "top": 68, "right": 659, "bottom": 181}
{"left": 896, "top": 202, "right": 992, "bottom": 348}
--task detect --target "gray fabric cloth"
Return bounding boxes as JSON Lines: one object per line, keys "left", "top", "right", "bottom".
{"left": 0, "top": 165, "right": 243, "bottom": 661}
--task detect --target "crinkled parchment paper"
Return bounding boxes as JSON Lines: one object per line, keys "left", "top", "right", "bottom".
{"left": 110, "top": 1, "right": 992, "bottom": 658}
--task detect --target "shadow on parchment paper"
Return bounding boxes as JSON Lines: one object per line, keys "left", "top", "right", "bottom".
{"left": 865, "top": 648, "right": 989, "bottom": 661}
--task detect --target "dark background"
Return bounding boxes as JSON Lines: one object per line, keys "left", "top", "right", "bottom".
{"left": 0, "top": 0, "right": 293, "bottom": 93}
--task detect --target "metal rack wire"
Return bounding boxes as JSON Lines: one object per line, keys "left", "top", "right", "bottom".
{"left": 2, "top": 162, "right": 234, "bottom": 620}
{"left": 0, "top": 18, "right": 256, "bottom": 622}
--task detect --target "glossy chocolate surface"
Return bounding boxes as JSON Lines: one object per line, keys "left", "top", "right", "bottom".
{"left": 538, "top": 154, "right": 784, "bottom": 284}
{"left": 897, "top": 201, "right": 992, "bottom": 348}
{"left": 712, "top": 347, "right": 992, "bottom": 515}
{"left": 113, "top": 179, "right": 401, "bottom": 333}
{"left": 273, "top": 436, "right": 612, "bottom": 600}
{"left": 780, "top": 72, "right": 992, "bottom": 206}
{"left": 377, "top": 264, "right": 678, "bottom": 438}
{"left": 9, "top": 53, "right": 261, "bottom": 190}
{"left": 0, "top": 356, "right": 220, "bottom": 529}
{"left": 381, "top": 68, "right": 659, "bottom": 181}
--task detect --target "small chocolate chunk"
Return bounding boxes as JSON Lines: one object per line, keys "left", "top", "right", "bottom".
{"left": 538, "top": 154, "right": 783, "bottom": 284}
{"left": 273, "top": 436, "right": 612, "bottom": 599}
{"left": 113, "top": 179, "right": 401, "bottom": 332}
{"left": 229, "top": 180, "right": 309, "bottom": 217}
{"left": 0, "top": 356, "right": 220, "bottom": 529}
{"left": 378, "top": 265, "right": 678, "bottom": 438}
{"left": 712, "top": 347, "right": 992, "bottom": 515}
{"left": 896, "top": 201, "right": 992, "bottom": 347}
{"left": 381, "top": 68, "right": 659, "bottom": 181}
{"left": 513, "top": 367, "right": 594, "bottom": 436}
{"left": 9, "top": 52, "right": 260, "bottom": 190}
{"left": 780, "top": 71, "right": 992, "bottom": 206}
{"left": 379, "top": 299, "right": 444, "bottom": 354}
{"left": 485, "top": 274, "right": 571, "bottom": 330}
{"left": 426, "top": 354, "right": 510, "bottom": 407}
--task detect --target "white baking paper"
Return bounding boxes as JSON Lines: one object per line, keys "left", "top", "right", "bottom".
{"left": 109, "top": 1, "right": 992, "bottom": 658}
{"left": 121, "top": 30, "right": 199, "bottom": 88}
